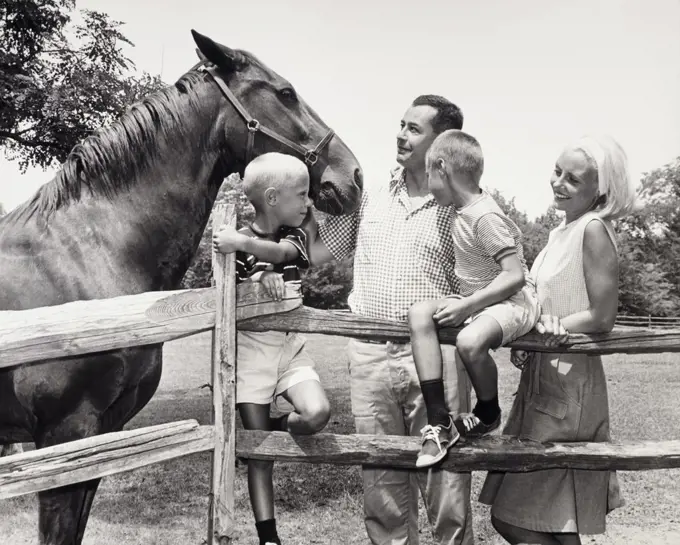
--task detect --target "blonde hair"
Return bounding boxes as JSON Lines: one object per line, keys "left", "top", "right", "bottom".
{"left": 571, "top": 134, "right": 639, "bottom": 220}
{"left": 242, "top": 152, "right": 309, "bottom": 203}
{"left": 426, "top": 129, "right": 484, "bottom": 185}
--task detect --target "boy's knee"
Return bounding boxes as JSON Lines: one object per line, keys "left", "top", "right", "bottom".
{"left": 302, "top": 398, "right": 331, "bottom": 432}
{"left": 455, "top": 328, "right": 480, "bottom": 362}
{"left": 408, "top": 301, "right": 436, "bottom": 334}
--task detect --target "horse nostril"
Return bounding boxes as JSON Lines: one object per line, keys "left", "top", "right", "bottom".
{"left": 354, "top": 168, "right": 364, "bottom": 189}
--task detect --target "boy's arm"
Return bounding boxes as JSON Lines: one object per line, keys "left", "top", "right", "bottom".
{"left": 301, "top": 210, "right": 337, "bottom": 266}
{"left": 460, "top": 251, "right": 525, "bottom": 315}
{"left": 213, "top": 225, "right": 299, "bottom": 264}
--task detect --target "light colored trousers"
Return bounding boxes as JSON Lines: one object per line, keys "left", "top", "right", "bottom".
{"left": 347, "top": 339, "right": 474, "bottom": 545}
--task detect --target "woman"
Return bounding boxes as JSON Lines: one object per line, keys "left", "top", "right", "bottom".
{"left": 480, "top": 134, "right": 638, "bottom": 545}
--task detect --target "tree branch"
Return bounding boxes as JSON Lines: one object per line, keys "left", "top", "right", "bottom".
{"left": 0, "top": 131, "right": 64, "bottom": 150}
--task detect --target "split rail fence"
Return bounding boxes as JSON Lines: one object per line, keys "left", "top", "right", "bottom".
{"left": 2, "top": 204, "right": 680, "bottom": 544}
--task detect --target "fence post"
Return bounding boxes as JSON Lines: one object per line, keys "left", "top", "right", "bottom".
{"left": 208, "top": 204, "right": 237, "bottom": 544}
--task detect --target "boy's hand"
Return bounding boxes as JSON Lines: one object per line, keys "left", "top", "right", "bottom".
{"left": 433, "top": 296, "right": 471, "bottom": 327}
{"left": 535, "top": 314, "right": 569, "bottom": 347}
{"left": 259, "top": 271, "right": 285, "bottom": 301}
{"left": 212, "top": 225, "right": 246, "bottom": 254}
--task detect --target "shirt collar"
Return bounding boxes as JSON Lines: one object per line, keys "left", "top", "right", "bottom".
{"left": 389, "top": 166, "right": 406, "bottom": 194}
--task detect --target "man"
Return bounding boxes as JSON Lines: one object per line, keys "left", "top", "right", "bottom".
{"left": 306, "top": 95, "right": 474, "bottom": 545}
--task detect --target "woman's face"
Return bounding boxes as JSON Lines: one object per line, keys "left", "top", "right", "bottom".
{"left": 550, "top": 146, "right": 599, "bottom": 223}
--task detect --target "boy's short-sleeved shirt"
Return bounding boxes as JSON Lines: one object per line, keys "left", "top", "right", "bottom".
{"left": 452, "top": 191, "right": 532, "bottom": 297}
{"left": 235, "top": 226, "right": 309, "bottom": 284}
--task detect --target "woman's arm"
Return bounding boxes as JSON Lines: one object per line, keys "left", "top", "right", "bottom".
{"left": 552, "top": 219, "right": 619, "bottom": 334}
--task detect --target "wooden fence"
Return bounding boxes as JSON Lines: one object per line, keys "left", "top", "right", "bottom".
{"left": 615, "top": 315, "right": 680, "bottom": 329}
{"left": 2, "top": 203, "right": 680, "bottom": 543}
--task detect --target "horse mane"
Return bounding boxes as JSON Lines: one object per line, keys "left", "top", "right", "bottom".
{"left": 19, "top": 70, "right": 212, "bottom": 219}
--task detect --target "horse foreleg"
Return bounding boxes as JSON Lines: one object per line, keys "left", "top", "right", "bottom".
{"left": 35, "top": 410, "right": 102, "bottom": 545}
{"left": 38, "top": 479, "right": 101, "bottom": 545}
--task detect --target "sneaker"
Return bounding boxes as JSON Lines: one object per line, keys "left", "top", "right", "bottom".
{"left": 415, "top": 417, "right": 460, "bottom": 468}
{"left": 453, "top": 412, "right": 501, "bottom": 438}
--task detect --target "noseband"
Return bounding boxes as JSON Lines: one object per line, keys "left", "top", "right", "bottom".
{"left": 202, "top": 66, "right": 335, "bottom": 167}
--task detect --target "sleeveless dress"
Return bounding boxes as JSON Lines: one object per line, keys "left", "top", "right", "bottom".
{"left": 479, "top": 211, "right": 624, "bottom": 534}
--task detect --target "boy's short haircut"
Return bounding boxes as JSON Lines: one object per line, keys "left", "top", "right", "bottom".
{"left": 426, "top": 129, "right": 484, "bottom": 186}
{"left": 242, "top": 152, "right": 309, "bottom": 202}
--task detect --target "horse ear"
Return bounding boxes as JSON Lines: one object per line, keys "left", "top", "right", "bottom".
{"left": 191, "top": 29, "right": 244, "bottom": 73}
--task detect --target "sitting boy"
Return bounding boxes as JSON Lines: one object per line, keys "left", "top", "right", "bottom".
{"left": 408, "top": 130, "right": 539, "bottom": 468}
{"left": 213, "top": 152, "right": 330, "bottom": 545}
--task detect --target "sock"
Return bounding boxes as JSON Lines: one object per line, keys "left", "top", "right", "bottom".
{"left": 269, "top": 414, "right": 289, "bottom": 432}
{"left": 255, "top": 518, "right": 280, "bottom": 545}
{"left": 473, "top": 396, "right": 500, "bottom": 425}
{"left": 420, "top": 379, "right": 451, "bottom": 427}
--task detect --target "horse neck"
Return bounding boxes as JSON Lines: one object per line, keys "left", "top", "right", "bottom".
{"left": 83, "top": 91, "right": 238, "bottom": 291}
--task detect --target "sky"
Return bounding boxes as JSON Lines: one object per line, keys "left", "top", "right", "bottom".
{"left": 1, "top": 0, "right": 679, "bottom": 219}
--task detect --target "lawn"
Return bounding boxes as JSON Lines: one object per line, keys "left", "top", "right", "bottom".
{"left": 2, "top": 332, "right": 680, "bottom": 544}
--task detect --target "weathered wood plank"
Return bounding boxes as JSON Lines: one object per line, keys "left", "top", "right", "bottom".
{"left": 236, "top": 430, "right": 680, "bottom": 471}
{"left": 238, "top": 306, "right": 680, "bottom": 354}
{"left": 209, "top": 204, "right": 237, "bottom": 545}
{"left": 0, "top": 282, "right": 301, "bottom": 369}
{"left": 0, "top": 420, "right": 214, "bottom": 499}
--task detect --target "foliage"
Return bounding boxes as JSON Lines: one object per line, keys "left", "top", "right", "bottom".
{"left": 486, "top": 188, "right": 560, "bottom": 269}
{"left": 615, "top": 157, "right": 680, "bottom": 316}
{"left": 0, "top": 0, "right": 164, "bottom": 170}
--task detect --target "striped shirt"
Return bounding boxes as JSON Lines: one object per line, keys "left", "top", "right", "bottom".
{"left": 318, "top": 167, "right": 460, "bottom": 322}
{"left": 452, "top": 191, "right": 531, "bottom": 296}
{"left": 235, "top": 226, "right": 309, "bottom": 284}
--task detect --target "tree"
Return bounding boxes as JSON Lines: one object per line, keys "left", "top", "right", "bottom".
{"left": 485, "top": 188, "right": 560, "bottom": 269}
{"left": 616, "top": 157, "right": 680, "bottom": 316}
{"left": 0, "top": 0, "right": 164, "bottom": 171}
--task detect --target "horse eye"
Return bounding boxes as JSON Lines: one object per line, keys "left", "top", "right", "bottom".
{"left": 278, "top": 88, "right": 297, "bottom": 102}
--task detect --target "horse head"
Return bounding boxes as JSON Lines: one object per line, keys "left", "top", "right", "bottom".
{"left": 192, "top": 30, "right": 363, "bottom": 215}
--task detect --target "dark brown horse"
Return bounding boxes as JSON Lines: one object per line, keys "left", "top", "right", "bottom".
{"left": 0, "top": 30, "right": 362, "bottom": 544}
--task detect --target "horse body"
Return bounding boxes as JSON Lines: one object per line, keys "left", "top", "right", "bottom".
{"left": 0, "top": 30, "right": 362, "bottom": 544}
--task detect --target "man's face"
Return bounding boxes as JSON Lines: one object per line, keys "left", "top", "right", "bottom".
{"left": 396, "top": 105, "right": 438, "bottom": 172}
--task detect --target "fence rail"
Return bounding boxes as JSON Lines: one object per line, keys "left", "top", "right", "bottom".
{"left": 615, "top": 315, "right": 680, "bottom": 329}
{"left": 2, "top": 204, "right": 680, "bottom": 544}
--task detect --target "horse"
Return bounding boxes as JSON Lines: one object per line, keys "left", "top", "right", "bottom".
{"left": 0, "top": 29, "right": 363, "bottom": 545}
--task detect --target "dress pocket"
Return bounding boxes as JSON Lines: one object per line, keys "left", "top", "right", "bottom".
{"left": 532, "top": 393, "right": 568, "bottom": 420}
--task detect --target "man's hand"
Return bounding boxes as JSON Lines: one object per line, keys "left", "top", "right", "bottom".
{"left": 212, "top": 225, "right": 246, "bottom": 254}
{"left": 259, "top": 271, "right": 285, "bottom": 301}
{"left": 433, "top": 295, "right": 470, "bottom": 327}
{"left": 535, "top": 314, "right": 569, "bottom": 347}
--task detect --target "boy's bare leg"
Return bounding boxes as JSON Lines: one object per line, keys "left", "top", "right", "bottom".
{"left": 280, "top": 379, "right": 330, "bottom": 435}
{"left": 409, "top": 299, "right": 456, "bottom": 429}
{"left": 409, "top": 299, "right": 447, "bottom": 381}
{"left": 455, "top": 316, "right": 503, "bottom": 427}
{"left": 239, "top": 403, "right": 281, "bottom": 544}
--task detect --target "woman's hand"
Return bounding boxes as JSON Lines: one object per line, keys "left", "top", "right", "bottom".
{"left": 259, "top": 271, "right": 284, "bottom": 301}
{"left": 535, "top": 314, "right": 569, "bottom": 347}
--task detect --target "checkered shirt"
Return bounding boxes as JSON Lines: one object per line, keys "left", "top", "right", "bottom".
{"left": 319, "top": 167, "right": 460, "bottom": 322}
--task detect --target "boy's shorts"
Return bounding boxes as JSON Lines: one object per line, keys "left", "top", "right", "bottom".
{"left": 236, "top": 329, "right": 320, "bottom": 412}
{"left": 470, "top": 285, "right": 539, "bottom": 346}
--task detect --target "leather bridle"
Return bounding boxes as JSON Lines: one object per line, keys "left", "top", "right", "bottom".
{"left": 201, "top": 65, "right": 335, "bottom": 167}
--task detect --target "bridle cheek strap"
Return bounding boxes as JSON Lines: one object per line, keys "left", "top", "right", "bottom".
{"left": 204, "top": 67, "right": 334, "bottom": 167}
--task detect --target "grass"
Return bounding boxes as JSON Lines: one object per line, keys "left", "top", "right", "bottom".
{"left": 2, "top": 333, "right": 680, "bottom": 544}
